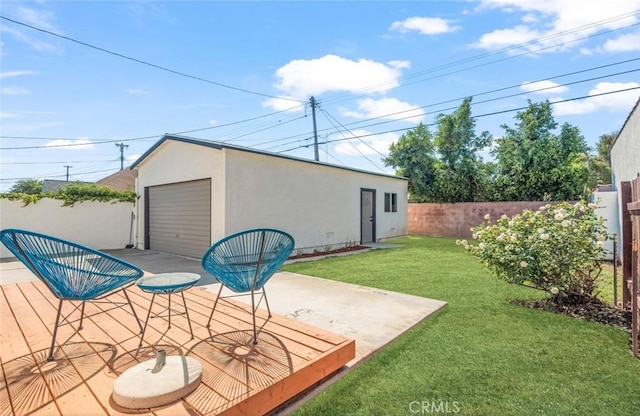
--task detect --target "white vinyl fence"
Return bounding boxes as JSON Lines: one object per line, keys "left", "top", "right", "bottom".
{"left": 0, "top": 198, "right": 136, "bottom": 259}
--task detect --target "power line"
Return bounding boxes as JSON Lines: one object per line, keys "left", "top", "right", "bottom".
{"left": 319, "top": 108, "right": 386, "bottom": 172}
{"left": 277, "top": 85, "right": 640, "bottom": 154}
{"left": 321, "top": 11, "right": 640, "bottom": 105}
{"left": 0, "top": 15, "right": 305, "bottom": 103}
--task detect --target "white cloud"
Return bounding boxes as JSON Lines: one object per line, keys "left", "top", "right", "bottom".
{"left": 520, "top": 80, "right": 568, "bottom": 94}
{"left": 44, "top": 138, "right": 95, "bottom": 150}
{"left": 126, "top": 88, "right": 150, "bottom": 95}
{"left": 473, "top": 0, "right": 640, "bottom": 53}
{"left": 262, "top": 97, "right": 307, "bottom": 112}
{"left": 126, "top": 154, "right": 141, "bottom": 162}
{"left": 602, "top": 31, "right": 640, "bottom": 52}
{"left": 0, "top": 23, "right": 58, "bottom": 53}
{"left": 0, "top": 5, "right": 60, "bottom": 52}
{"left": 0, "top": 112, "right": 19, "bottom": 118}
{"left": 0, "top": 70, "right": 36, "bottom": 79}
{"left": 390, "top": 17, "right": 461, "bottom": 35}
{"left": 340, "top": 97, "right": 425, "bottom": 123}
{"left": 267, "top": 54, "right": 407, "bottom": 104}
{"left": 552, "top": 81, "right": 640, "bottom": 115}
{"left": 333, "top": 130, "right": 399, "bottom": 157}
{"left": 473, "top": 25, "right": 542, "bottom": 50}
{"left": 2, "top": 86, "right": 29, "bottom": 95}
{"left": 16, "top": 7, "right": 58, "bottom": 32}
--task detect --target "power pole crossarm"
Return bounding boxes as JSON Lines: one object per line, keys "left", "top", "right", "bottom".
{"left": 115, "top": 142, "right": 129, "bottom": 170}
{"left": 63, "top": 165, "right": 72, "bottom": 181}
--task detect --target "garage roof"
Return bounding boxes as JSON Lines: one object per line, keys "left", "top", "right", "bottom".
{"left": 130, "top": 134, "right": 407, "bottom": 180}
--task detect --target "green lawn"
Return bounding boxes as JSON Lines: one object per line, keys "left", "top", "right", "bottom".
{"left": 282, "top": 236, "right": 640, "bottom": 416}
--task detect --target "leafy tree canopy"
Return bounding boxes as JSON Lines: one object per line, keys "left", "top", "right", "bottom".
{"left": 384, "top": 98, "right": 492, "bottom": 202}
{"left": 384, "top": 122, "right": 439, "bottom": 201}
{"left": 9, "top": 178, "right": 43, "bottom": 194}
{"left": 586, "top": 131, "right": 615, "bottom": 191}
{"left": 491, "top": 100, "right": 589, "bottom": 201}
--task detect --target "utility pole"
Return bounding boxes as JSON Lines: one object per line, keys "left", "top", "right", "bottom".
{"left": 63, "top": 165, "right": 72, "bottom": 181}
{"left": 115, "top": 142, "right": 129, "bottom": 170}
{"left": 310, "top": 96, "right": 319, "bottom": 161}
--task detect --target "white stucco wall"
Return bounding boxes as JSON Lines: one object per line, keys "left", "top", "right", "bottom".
{"left": 610, "top": 99, "right": 640, "bottom": 259}
{"left": 0, "top": 198, "right": 134, "bottom": 258}
{"left": 611, "top": 101, "right": 640, "bottom": 192}
{"left": 224, "top": 149, "right": 408, "bottom": 251}
{"left": 133, "top": 138, "right": 408, "bottom": 254}
{"left": 592, "top": 191, "right": 619, "bottom": 260}
{"left": 133, "top": 140, "right": 226, "bottom": 249}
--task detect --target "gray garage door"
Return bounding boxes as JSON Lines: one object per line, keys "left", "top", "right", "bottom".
{"left": 147, "top": 178, "right": 211, "bottom": 258}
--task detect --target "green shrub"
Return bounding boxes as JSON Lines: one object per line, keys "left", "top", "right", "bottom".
{"left": 1, "top": 182, "right": 136, "bottom": 206}
{"left": 460, "top": 201, "right": 607, "bottom": 301}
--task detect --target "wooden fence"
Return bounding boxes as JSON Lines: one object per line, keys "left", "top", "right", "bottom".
{"left": 624, "top": 176, "right": 640, "bottom": 358}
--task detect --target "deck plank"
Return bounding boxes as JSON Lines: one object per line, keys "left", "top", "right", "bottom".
{"left": 1, "top": 280, "right": 355, "bottom": 416}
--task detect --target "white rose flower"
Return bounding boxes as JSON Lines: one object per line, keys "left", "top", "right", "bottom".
{"left": 510, "top": 235, "right": 518, "bottom": 242}
{"left": 508, "top": 220, "right": 515, "bottom": 226}
{"left": 472, "top": 233, "right": 478, "bottom": 240}
{"left": 478, "top": 242, "right": 485, "bottom": 250}
{"left": 540, "top": 234, "right": 550, "bottom": 240}
{"left": 484, "top": 214, "right": 491, "bottom": 220}
{"left": 596, "top": 241, "right": 604, "bottom": 248}
{"left": 561, "top": 220, "right": 570, "bottom": 227}
{"left": 520, "top": 261, "right": 528, "bottom": 268}
{"left": 555, "top": 213, "right": 565, "bottom": 221}
{"left": 501, "top": 214, "right": 508, "bottom": 220}
{"left": 550, "top": 287, "right": 560, "bottom": 295}
{"left": 537, "top": 228, "right": 545, "bottom": 234}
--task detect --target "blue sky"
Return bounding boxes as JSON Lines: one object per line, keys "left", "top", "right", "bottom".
{"left": 1, "top": 0, "right": 639, "bottom": 192}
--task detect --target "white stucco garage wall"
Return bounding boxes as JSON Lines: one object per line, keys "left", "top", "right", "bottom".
{"left": 0, "top": 198, "right": 134, "bottom": 258}
{"left": 610, "top": 99, "right": 639, "bottom": 259}
{"left": 611, "top": 100, "right": 640, "bottom": 193}
{"left": 133, "top": 140, "right": 226, "bottom": 249}
{"left": 132, "top": 136, "right": 408, "bottom": 255}
{"left": 224, "top": 148, "right": 408, "bottom": 251}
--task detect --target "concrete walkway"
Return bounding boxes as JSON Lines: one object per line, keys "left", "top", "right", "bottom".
{"left": 1, "top": 248, "right": 447, "bottom": 412}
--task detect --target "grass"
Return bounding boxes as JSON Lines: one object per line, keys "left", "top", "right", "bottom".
{"left": 598, "top": 262, "right": 624, "bottom": 307}
{"left": 282, "top": 236, "right": 640, "bottom": 416}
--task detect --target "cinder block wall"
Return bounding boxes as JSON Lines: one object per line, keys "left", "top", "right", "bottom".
{"left": 408, "top": 202, "right": 554, "bottom": 238}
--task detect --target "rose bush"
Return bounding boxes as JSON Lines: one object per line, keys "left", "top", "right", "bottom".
{"left": 459, "top": 201, "right": 608, "bottom": 302}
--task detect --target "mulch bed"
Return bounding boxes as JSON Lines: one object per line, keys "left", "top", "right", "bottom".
{"left": 512, "top": 296, "right": 639, "bottom": 349}
{"left": 288, "top": 245, "right": 368, "bottom": 260}
{"left": 513, "top": 297, "right": 632, "bottom": 331}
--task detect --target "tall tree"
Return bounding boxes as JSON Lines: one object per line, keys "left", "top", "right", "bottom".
{"left": 433, "top": 97, "right": 492, "bottom": 202}
{"left": 586, "top": 131, "right": 616, "bottom": 190}
{"left": 9, "top": 178, "right": 43, "bottom": 194}
{"left": 492, "top": 100, "right": 589, "bottom": 201}
{"left": 384, "top": 122, "right": 439, "bottom": 202}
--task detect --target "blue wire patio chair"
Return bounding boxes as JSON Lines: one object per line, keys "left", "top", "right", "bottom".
{"left": 202, "top": 228, "right": 295, "bottom": 344}
{"left": 0, "top": 228, "right": 144, "bottom": 361}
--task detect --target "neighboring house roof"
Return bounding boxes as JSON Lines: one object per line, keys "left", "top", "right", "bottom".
{"left": 610, "top": 96, "right": 640, "bottom": 150}
{"left": 97, "top": 168, "right": 137, "bottom": 191}
{"left": 131, "top": 134, "right": 407, "bottom": 180}
{"left": 42, "top": 179, "right": 93, "bottom": 192}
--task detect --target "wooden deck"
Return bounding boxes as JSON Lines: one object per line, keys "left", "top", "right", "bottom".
{"left": 0, "top": 280, "right": 355, "bottom": 416}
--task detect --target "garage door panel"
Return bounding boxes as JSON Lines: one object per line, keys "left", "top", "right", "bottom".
{"left": 147, "top": 179, "right": 211, "bottom": 258}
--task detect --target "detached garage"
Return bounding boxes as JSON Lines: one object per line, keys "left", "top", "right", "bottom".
{"left": 131, "top": 134, "right": 408, "bottom": 258}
